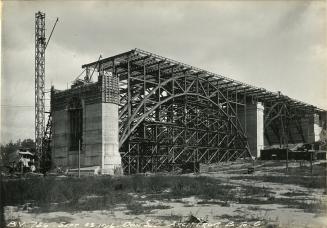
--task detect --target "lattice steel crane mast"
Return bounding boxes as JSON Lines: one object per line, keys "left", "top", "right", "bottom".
{"left": 35, "top": 11, "right": 58, "bottom": 167}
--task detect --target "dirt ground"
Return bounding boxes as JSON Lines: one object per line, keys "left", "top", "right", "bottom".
{"left": 3, "top": 160, "right": 327, "bottom": 228}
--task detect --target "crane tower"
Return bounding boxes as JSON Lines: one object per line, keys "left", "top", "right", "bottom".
{"left": 35, "top": 11, "right": 46, "bottom": 161}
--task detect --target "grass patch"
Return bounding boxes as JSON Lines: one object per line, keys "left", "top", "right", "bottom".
{"left": 218, "top": 213, "right": 272, "bottom": 223}
{"left": 247, "top": 205, "right": 261, "bottom": 211}
{"left": 2, "top": 175, "right": 238, "bottom": 212}
{"left": 156, "top": 214, "right": 183, "bottom": 222}
{"left": 281, "top": 191, "right": 308, "bottom": 197}
{"left": 242, "top": 185, "right": 273, "bottom": 197}
{"left": 197, "top": 200, "right": 230, "bottom": 207}
{"left": 285, "top": 199, "right": 327, "bottom": 214}
{"left": 230, "top": 175, "right": 326, "bottom": 189}
{"left": 126, "top": 201, "right": 171, "bottom": 215}
{"left": 3, "top": 174, "right": 324, "bottom": 214}
{"left": 42, "top": 216, "right": 74, "bottom": 224}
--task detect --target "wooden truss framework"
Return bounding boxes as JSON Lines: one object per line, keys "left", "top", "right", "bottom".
{"left": 82, "top": 49, "right": 325, "bottom": 174}
{"left": 263, "top": 100, "right": 321, "bottom": 147}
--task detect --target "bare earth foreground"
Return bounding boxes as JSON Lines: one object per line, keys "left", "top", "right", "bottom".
{"left": 2, "top": 160, "right": 327, "bottom": 228}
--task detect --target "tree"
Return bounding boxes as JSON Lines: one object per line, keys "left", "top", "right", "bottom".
{"left": 0, "top": 141, "right": 17, "bottom": 167}
{"left": 21, "top": 139, "right": 36, "bottom": 152}
{"left": 0, "top": 139, "right": 35, "bottom": 167}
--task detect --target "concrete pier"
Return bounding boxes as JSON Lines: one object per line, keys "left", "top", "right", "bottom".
{"left": 238, "top": 102, "right": 264, "bottom": 158}
{"left": 51, "top": 73, "right": 122, "bottom": 174}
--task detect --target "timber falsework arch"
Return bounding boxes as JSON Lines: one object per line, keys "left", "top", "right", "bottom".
{"left": 81, "top": 49, "right": 325, "bottom": 173}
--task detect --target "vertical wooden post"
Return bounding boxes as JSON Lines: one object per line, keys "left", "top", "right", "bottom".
{"left": 78, "top": 139, "right": 81, "bottom": 178}
{"left": 310, "top": 151, "right": 313, "bottom": 175}
{"left": 286, "top": 148, "right": 289, "bottom": 172}
{"left": 128, "top": 156, "right": 131, "bottom": 175}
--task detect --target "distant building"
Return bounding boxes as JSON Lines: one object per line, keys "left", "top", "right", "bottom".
{"left": 8, "top": 148, "right": 36, "bottom": 172}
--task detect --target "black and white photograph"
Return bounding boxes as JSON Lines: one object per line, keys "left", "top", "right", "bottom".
{"left": 1, "top": 0, "right": 327, "bottom": 227}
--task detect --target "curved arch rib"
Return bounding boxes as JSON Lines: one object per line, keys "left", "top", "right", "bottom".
{"left": 119, "top": 92, "right": 251, "bottom": 159}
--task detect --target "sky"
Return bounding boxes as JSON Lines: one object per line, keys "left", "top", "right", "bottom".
{"left": 1, "top": 0, "right": 326, "bottom": 144}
